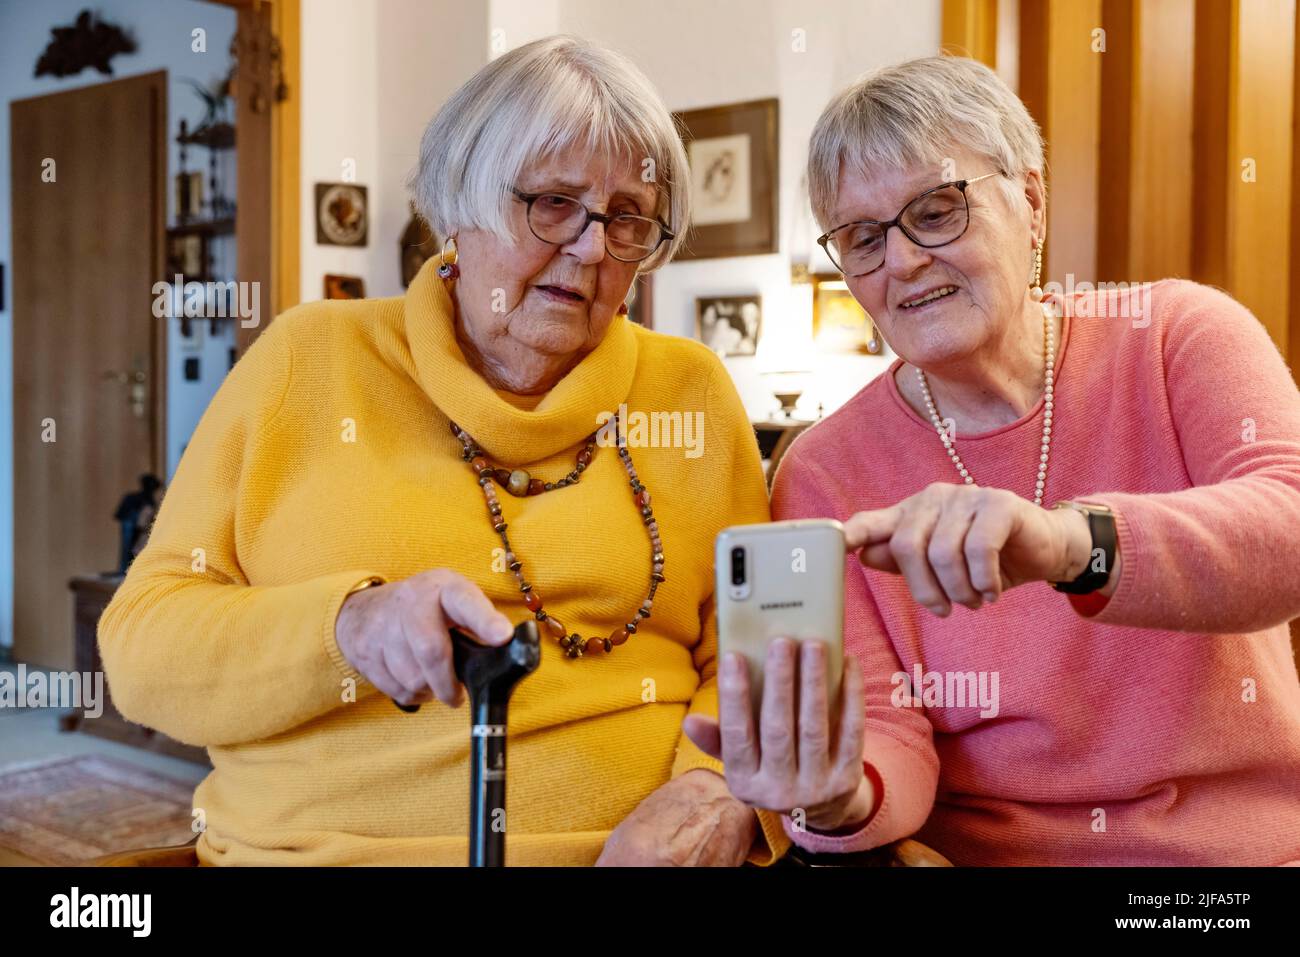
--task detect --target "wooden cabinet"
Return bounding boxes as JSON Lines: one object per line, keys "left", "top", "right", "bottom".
{"left": 67, "top": 575, "right": 210, "bottom": 766}
{"left": 754, "top": 419, "right": 813, "bottom": 489}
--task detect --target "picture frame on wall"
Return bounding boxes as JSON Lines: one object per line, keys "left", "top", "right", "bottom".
{"left": 811, "top": 273, "right": 882, "bottom": 355}
{"left": 673, "top": 98, "right": 779, "bottom": 260}
{"left": 696, "top": 294, "right": 762, "bottom": 357}
{"left": 315, "top": 182, "right": 369, "bottom": 247}
{"left": 324, "top": 274, "right": 366, "bottom": 299}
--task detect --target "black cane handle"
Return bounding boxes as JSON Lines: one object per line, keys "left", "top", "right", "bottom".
{"left": 390, "top": 620, "right": 541, "bottom": 712}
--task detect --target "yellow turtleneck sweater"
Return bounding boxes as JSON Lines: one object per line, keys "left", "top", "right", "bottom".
{"left": 98, "top": 260, "right": 788, "bottom": 865}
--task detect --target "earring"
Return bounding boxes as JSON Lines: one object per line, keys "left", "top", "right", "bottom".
{"left": 436, "top": 236, "right": 459, "bottom": 280}
{"left": 1029, "top": 239, "right": 1043, "bottom": 302}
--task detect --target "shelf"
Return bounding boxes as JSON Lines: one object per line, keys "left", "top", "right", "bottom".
{"left": 167, "top": 217, "right": 235, "bottom": 238}
{"left": 177, "top": 121, "right": 235, "bottom": 150}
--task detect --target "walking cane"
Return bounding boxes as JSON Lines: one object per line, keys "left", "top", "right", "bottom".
{"left": 392, "top": 620, "right": 541, "bottom": 866}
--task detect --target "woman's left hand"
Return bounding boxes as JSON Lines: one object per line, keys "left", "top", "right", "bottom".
{"left": 594, "top": 769, "right": 758, "bottom": 866}
{"left": 846, "top": 482, "right": 1095, "bottom": 615}
{"left": 685, "top": 640, "right": 873, "bottom": 833}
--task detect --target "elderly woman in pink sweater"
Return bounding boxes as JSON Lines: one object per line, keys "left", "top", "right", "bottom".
{"left": 685, "top": 56, "right": 1300, "bottom": 865}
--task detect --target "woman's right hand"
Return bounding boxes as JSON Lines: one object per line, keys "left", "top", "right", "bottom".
{"left": 334, "top": 569, "right": 514, "bottom": 709}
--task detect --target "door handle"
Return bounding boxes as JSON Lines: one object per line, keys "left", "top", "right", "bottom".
{"left": 102, "top": 369, "right": 149, "bottom": 418}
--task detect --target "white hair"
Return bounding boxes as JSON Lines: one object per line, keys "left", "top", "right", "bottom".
{"left": 808, "top": 56, "right": 1045, "bottom": 230}
{"left": 408, "top": 35, "right": 690, "bottom": 271}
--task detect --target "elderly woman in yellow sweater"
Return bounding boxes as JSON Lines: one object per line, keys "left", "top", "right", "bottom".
{"left": 98, "top": 35, "right": 786, "bottom": 867}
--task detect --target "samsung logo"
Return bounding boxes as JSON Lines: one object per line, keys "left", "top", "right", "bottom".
{"left": 759, "top": 601, "right": 804, "bottom": 610}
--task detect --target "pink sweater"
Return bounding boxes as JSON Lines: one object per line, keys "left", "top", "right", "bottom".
{"left": 771, "top": 280, "right": 1300, "bottom": 865}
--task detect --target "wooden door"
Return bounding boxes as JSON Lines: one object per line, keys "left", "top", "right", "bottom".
{"left": 9, "top": 71, "right": 166, "bottom": 669}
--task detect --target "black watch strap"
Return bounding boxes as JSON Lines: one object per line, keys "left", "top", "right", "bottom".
{"left": 1049, "top": 502, "right": 1116, "bottom": 595}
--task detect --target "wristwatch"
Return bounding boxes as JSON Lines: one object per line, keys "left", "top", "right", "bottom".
{"left": 1047, "top": 501, "right": 1116, "bottom": 595}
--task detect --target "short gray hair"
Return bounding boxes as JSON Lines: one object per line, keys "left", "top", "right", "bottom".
{"left": 808, "top": 56, "right": 1045, "bottom": 230}
{"left": 408, "top": 35, "right": 690, "bottom": 271}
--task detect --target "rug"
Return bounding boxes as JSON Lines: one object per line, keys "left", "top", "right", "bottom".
{"left": 0, "top": 754, "right": 197, "bottom": 864}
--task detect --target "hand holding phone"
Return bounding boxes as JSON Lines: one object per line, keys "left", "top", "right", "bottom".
{"left": 683, "top": 520, "right": 875, "bottom": 833}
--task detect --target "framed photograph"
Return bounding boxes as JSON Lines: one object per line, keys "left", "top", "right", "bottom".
{"left": 811, "top": 274, "right": 882, "bottom": 355}
{"left": 173, "top": 171, "right": 204, "bottom": 221}
{"left": 324, "top": 274, "right": 366, "bottom": 299}
{"left": 696, "top": 294, "right": 761, "bottom": 356}
{"left": 165, "top": 232, "right": 205, "bottom": 278}
{"left": 673, "top": 98, "right": 778, "bottom": 260}
{"left": 315, "top": 182, "right": 369, "bottom": 247}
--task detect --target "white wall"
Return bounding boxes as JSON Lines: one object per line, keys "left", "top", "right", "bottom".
{"left": 299, "top": 0, "right": 488, "bottom": 303}
{"left": 508, "top": 0, "right": 943, "bottom": 419}
{"left": 298, "top": 1, "right": 941, "bottom": 421}
{"left": 0, "top": 0, "right": 237, "bottom": 649}
{"left": 299, "top": 0, "right": 381, "bottom": 300}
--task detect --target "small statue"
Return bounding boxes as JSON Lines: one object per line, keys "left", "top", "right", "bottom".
{"left": 112, "top": 474, "right": 162, "bottom": 575}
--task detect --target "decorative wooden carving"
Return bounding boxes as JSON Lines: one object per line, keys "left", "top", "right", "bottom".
{"left": 35, "top": 10, "right": 137, "bottom": 79}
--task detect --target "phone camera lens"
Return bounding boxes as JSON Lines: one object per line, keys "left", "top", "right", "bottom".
{"left": 730, "top": 547, "right": 746, "bottom": 586}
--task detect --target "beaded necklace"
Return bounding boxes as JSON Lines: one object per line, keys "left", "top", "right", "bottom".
{"left": 450, "top": 413, "right": 664, "bottom": 658}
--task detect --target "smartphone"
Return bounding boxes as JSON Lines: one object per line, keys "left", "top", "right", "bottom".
{"left": 714, "top": 519, "right": 845, "bottom": 721}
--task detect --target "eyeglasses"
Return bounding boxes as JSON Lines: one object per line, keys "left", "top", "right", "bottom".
{"left": 817, "top": 171, "right": 1005, "bottom": 278}
{"left": 511, "top": 188, "right": 674, "bottom": 263}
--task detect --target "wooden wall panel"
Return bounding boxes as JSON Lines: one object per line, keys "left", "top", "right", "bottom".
{"left": 943, "top": 0, "right": 1000, "bottom": 66}
{"left": 1230, "top": 0, "right": 1295, "bottom": 351}
{"left": 1099, "top": 0, "right": 1195, "bottom": 283}
{"left": 1193, "top": 0, "right": 1233, "bottom": 290}
{"left": 1292, "top": 0, "right": 1300, "bottom": 372}
{"left": 1129, "top": 0, "right": 1195, "bottom": 281}
{"left": 1019, "top": 0, "right": 1103, "bottom": 287}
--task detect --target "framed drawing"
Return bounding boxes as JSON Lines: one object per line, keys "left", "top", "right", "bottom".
{"left": 673, "top": 98, "right": 779, "bottom": 260}
{"left": 811, "top": 274, "right": 882, "bottom": 354}
{"left": 696, "top": 294, "right": 761, "bottom": 356}
{"left": 315, "top": 182, "right": 369, "bottom": 247}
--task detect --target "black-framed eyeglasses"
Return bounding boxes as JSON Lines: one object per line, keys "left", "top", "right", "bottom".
{"left": 511, "top": 187, "right": 674, "bottom": 263}
{"left": 817, "top": 171, "right": 1005, "bottom": 278}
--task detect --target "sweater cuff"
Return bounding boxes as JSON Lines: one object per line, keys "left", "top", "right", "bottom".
{"left": 322, "top": 572, "right": 388, "bottom": 682}
{"left": 751, "top": 809, "right": 794, "bottom": 866}
{"left": 670, "top": 761, "right": 793, "bottom": 866}
{"left": 783, "top": 732, "right": 929, "bottom": 854}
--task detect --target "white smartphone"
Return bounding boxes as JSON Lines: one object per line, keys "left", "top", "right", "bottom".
{"left": 714, "top": 519, "right": 846, "bottom": 721}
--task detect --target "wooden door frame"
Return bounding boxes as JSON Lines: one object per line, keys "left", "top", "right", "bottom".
{"left": 204, "top": 0, "right": 300, "bottom": 352}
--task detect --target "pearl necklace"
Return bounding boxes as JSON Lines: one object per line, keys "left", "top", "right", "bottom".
{"left": 915, "top": 302, "right": 1057, "bottom": 507}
